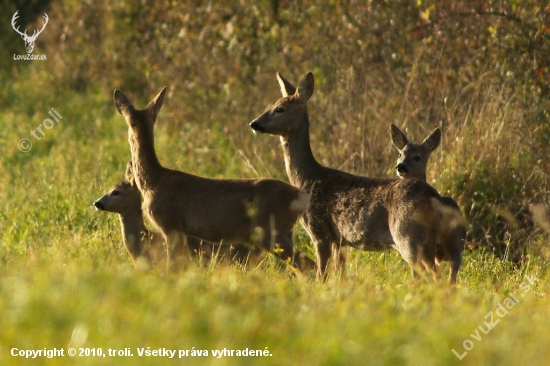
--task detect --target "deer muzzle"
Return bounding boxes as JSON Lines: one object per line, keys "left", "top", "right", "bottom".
{"left": 249, "top": 121, "right": 265, "bottom": 133}
{"left": 396, "top": 163, "right": 409, "bottom": 175}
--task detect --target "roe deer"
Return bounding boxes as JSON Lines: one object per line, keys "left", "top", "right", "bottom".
{"left": 94, "top": 178, "right": 165, "bottom": 267}
{"left": 390, "top": 124, "right": 465, "bottom": 283}
{"left": 94, "top": 163, "right": 257, "bottom": 267}
{"left": 113, "top": 87, "right": 313, "bottom": 271}
{"left": 250, "top": 72, "right": 448, "bottom": 280}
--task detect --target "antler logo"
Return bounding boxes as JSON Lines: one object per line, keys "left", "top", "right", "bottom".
{"left": 11, "top": 11, "right": 49, "bottom": 54}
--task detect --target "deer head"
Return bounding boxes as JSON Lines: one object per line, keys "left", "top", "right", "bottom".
{"left": 390, "top": 124, "right": 441, "bottom": 181}
{"left": 11, "top": 11, "right": 49, "bottom": 54}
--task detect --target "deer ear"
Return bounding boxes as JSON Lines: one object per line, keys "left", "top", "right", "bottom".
{"left": 390, "top": 124, "right": 408, "bottom": 150}
{"left": 113, "top": 90, "right": 134, "bottom": 116}
{"left": 295, "top": 72, "right": 314, "bottom": 102}
{"left": 277, "top": 73, "right": 296, "bottom": 97}
{"left": 147, "top": 86, "right": 167, "bottom": 119}
{"left": 125, "top": 161, "right": 135, "bottom": 186}
{"left": 423, "top": 128, "right": 441, "bottom": 152}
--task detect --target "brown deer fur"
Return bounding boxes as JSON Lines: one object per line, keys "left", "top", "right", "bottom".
{"left": 390, "top": 124, "right": 465, "bottom": 283}
{"left": 250, "top": 72, "right": 447, "bottom": 280}
{"left": 113, "top": 87, "right": 312, "bottom": 270}
{"left": 94, "top": 178, "right": 168, "bottom": 267}
{"left": 93, "top": 163, "right": 259, "bottom": 267}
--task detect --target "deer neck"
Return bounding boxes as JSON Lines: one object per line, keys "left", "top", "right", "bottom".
{"left": 280, "top": 115, "right": 322, "bottom": 189}
{"left": 118, "top": 208, "right": 149, "bottom": 260}
{"left": 399, "top": 172, "right": 427, "bottom": 182}
{"left": 408, "top": 172, "right": 427, "bottom": 181}
{"left": 129, "top": 127, "right": 163, "bottom": 191}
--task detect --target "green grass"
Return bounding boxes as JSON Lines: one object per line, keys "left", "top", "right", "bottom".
{"left": 0, "top": 250, "right": 548, "bottom": 365}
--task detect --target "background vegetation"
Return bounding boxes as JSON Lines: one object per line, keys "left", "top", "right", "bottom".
{"left": 0, "top": 0, "right": 549, "bottom": 365}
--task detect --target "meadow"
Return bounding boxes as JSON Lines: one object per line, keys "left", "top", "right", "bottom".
{"left": 1, "top": 1, "right": 550, "bottom": 365}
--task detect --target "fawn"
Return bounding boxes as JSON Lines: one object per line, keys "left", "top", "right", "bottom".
{"left": 94, "top": 163, "right": 257, "bottom": 267}
{"left": 390, "top": 124, "right": 465, "bottom": 283}
{"left": 250, "top": 72, "right": 452, "bottom": 281}
{"left": 113, "top": 87, "right": 313, "bottom": 271}
{"left": 94, "top": 176, "right": 166, "bottom": 267}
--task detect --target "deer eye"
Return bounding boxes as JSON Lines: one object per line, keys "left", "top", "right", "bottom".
{"left": 398, "top": 153, "right": 402, "bottom": 158}
{"left": 112, "top": 190, "right": 120, "bottom": 196}
{"left": 274, "top": 107, "right": 284, "bottom": 113}
{"left": 413, "top": 156, "right": 421, "bottom": 162}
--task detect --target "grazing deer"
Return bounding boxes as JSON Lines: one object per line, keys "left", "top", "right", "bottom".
{"left": 250, "top": 72, "right": 450, "bottom": 281}
{"left": 390, "top": 124, "right": 465, "bottom": 283}
{"left": 94, "top": 163, "right": 259, "bottom": 267}
{"left": 113, "top": 87, "right": 313, "bottom": 271}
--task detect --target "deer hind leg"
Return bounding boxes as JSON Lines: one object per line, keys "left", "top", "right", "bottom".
{"left": 255, "top": 226, "right": 294, "bottom": 265}
{"left": 418, "top": 235, "right": 437, "bottom": 280}
{"left": 330, "top": 241, "right": 347, "bottom": 278}
{"left": 275, "top": 232, "right": 294, "bottom": 264}
{"left": 255, "top": 215, "right": 314, "bottom": 273}
{"left": 184, "top": 235, "right": 210, "bottom": 266}
{"left": 267, "top": 232, "right": 320, "bottom": 277}
{"left": 163, "top": 231, "right": 197, "bottom": 270}
{"left": 436, "top": 224, "right": 465, "bottom": 284}
{"left": 216, "top": 243, "right": 258, "bottom": 266}
{"left": 261, "top": 229, "right": 316, "bottom": 274}
{"left": 408, "top": 221, "right": 438, "bottom": 281}
{"left": 448, "top": 227, "right": 465, "bottom": 284}
{"left": 391, "top": 221, "right": 437, "bottom": 280}
{"left": 275, "top": 231, "right": 318, "bottom": 274}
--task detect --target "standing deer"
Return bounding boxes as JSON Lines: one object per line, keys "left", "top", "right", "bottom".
{"left": 94, "top": 175, "right": 165, "bottom": 267}
{"left": 11, "top": 11, "right": 49, "bottom": 54}
{"left": 390, "top": 124, "right": 465, "bottom": 283}
{"left": 93, "top": 163, "right": 260, "bottom": 267}
{"left": 113, "top": 87, "right": 313, "bottom": 271}
{"left": 250, "top": 72, "right": 449, "bottom": 281}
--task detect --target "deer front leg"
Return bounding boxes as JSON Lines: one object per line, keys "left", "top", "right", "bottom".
{"left": 392, "top": 237, "right": 421, "bottom": 280}
{"left": 448, "top": 233, "right": 464, "bottom": 284}
{"left": 313, "top": 238, "right": 331, "bottom": 280}
{"left": 331, "top": 241, "right": 347, "bottom": 277}
{"left": 301, "top": 220, "right": 331, "bottom": 280}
